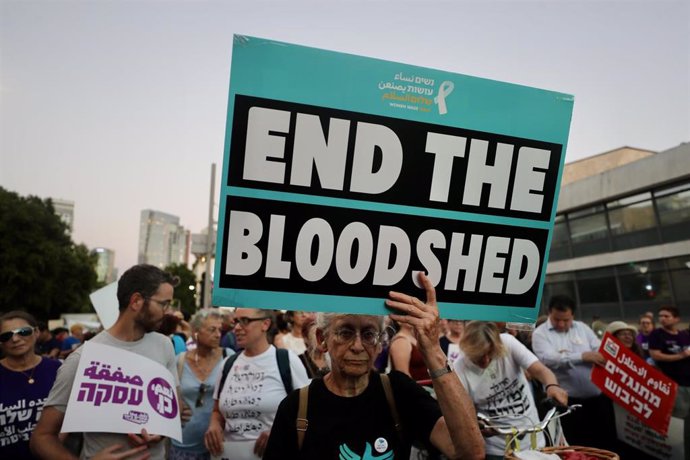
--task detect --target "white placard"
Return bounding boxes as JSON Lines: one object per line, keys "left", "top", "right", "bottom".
{"left": 614, "top": 404, "right": 685, "bottom": 460}
{"left": 89, "top": 282, "right": 119, "bottom": 329}
{"left": 61, "top": 342, "right": 182, "bottom": 441}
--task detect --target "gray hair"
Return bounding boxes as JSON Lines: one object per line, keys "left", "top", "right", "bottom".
{"left": 189, "top": 308, "right": 223, "bottom": 331}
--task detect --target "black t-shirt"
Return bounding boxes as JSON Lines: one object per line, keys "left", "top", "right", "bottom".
{"left": 263, "top": 370, "right": 442, "bottom": 460}
{"left": 648, "top": 328, "right": 690, "bottom": 386}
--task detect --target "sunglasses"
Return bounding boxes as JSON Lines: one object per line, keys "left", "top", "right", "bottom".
{"left": 0, "top": 326, "right": 36, "bottom": 343}
{"left": 196, "top": 383, "right": 209, "bottom": 407}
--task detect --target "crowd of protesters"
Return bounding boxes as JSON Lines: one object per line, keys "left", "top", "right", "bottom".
{"left": 1, "top": 263, "right": 689, "bottom": 459}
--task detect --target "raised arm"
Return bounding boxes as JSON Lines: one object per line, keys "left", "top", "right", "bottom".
{"left": 388, "top": 335, "right": 412, "bottom": 376}
{"left": 387, "top": 272, "right": 484, "bottom": 460}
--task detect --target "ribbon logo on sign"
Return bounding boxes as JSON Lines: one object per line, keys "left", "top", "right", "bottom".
{"left": 434, "top": 80, "right": 454, "bottom": 115}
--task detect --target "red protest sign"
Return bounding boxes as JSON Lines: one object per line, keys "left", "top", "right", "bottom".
{"left": 592, "top": 332, "right": 678, "bottom": 436}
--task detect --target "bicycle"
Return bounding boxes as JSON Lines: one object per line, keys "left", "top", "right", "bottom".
{"left": 477, "top": 400, "right": 620, "bottom": 460}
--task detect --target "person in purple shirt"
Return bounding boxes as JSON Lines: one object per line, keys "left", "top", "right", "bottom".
{"left": 648, "top": 306, "right": 690, "bottom": 460}
{"left": 0, "top": 310, "right": 61, "bottom": 460}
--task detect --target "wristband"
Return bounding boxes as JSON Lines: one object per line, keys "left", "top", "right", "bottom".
{"left": 545, "top": 383, "right": 561, "bottom": 391}
{"left": 428, "top": 363, "right": 453, "bottom": 379}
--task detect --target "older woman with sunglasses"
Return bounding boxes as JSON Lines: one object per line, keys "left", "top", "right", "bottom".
{"left": 205, "top": 308, "right": 310, "bottom": 460}
{"left": 171, "top": 308, "right": 234, "bottom": 460}
{"left": 0, "top": 311, "right": 61, "bottom": 460}
{"left": 263, "top": 273, "right": 485, "bottom": 460}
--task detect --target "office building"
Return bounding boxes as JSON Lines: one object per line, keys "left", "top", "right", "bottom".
{"left": 92, "top": 247, "right": 116, "bottom": 284}
{"left": 138, "top": 209, "right": 188, "bottom": 269}
{"left": 52, "top": 198, "right": 75, "bottom": 233}
{"left": 543, "top": 142, "right": 690, "bottom": 322}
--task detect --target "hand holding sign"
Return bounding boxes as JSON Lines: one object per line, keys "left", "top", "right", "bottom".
{"left": 62, "top": 342, "right": 182, "bottom": 442}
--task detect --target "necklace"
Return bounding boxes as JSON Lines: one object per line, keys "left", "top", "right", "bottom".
{"left": 21, "top": 366, "right": 37, "bottom": 384}
{"left": 4, "top": 356, "right": 40, "bottom": 384}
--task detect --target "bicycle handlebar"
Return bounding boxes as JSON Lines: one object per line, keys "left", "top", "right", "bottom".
{"left": 477, "top": 401, "right": 582, "bottom": 436}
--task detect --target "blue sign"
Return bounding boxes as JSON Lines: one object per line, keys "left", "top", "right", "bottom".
{"left": 213, "top": 35, "right": 574, "bottom": 321}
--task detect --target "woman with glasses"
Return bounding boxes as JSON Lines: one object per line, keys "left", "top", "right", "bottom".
{"left": 171, "top": 308, "right": 234, "bottom": 460}
{"left": 0, "top": 311, "right": 61, "bottom": 460}
{"left": 263, "top": 273, "right": 485, "bottom": 460}
{"left": 205, "top": 308, "right": 310, "bottom": 460}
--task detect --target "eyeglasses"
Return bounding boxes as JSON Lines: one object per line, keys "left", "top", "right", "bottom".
{"left": 332, "top": 327, "right": 385, "bottom": 347}
{"left": 147, "top": 297, "right": 173, "bottom": 310}
{"left": 0, "top": 326, "right": 36, "bottom": 343}
{"left": 233, "top": 317, "right": 269, "bottom": 327}
{"left": 195, "top": 383, "right": 209, "bottom": 407}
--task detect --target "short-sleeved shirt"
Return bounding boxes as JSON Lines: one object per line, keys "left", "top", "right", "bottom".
{"left": 213, "top": 345, "right": 310, "bottom": 460}
{"left": 454, "top": 334, "right": 542, "bottom": 456}
{"left": 0, "top": 357, "right": 61, "bottom": 460}
{"left": 648, "top": 328, "right": 690, "bottom": 386}
{"left": 263, "top": 370, "right": 442, "bottom": 460}
{"left": 44, "top": 331, "right": 177, "bottom": 460}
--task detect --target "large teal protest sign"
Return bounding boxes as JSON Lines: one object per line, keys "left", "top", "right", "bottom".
{"left": 213, "top": 35, "right": 574, "bottom": 322}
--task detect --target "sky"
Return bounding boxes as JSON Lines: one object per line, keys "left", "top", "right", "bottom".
{"left": 1, "top": 0, "right": 688, "bottom": 277}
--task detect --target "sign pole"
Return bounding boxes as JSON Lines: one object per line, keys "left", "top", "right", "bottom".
{"left": 204, "top": 163, "right": 216, "bottom": 308}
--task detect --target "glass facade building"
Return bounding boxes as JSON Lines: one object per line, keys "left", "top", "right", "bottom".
{"left": 543, "top": 143, "right": 690, "bottom": 323}
{"left": 138, "top": 210, "right": 188, "bottom": 269}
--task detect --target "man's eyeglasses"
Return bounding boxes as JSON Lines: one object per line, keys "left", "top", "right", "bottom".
{"left": 0, "top": 326, "right": 36, "bottom": 343}
{"left": 233, "top": 317, "right": 269, "bottom": 327}
{"left": 196, "top": 383, "right": 209, "bottom": 407}
{"left": 147, "top": 297, "right": 173, "bottom": 310}
{"left": 332, "top": 327, "right": 385, "bottom": 347}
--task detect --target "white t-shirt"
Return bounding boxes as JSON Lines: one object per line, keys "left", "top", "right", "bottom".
{"left": 453, "top": 334, "right": 542, "bottom": 456}
{"left": 280, "top": 332, "right": 307, "bottom": 355}
{"left": 213, "top": 345, "right": 309, "bottom": 460}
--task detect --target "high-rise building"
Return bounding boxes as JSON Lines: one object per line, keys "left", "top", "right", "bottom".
{"left": 52, "top": 198, "right": 75, "bottom": 233}
{"left": 138, "top": 210, "right": 188, "bottom": 269}
{"left": 92, "top": 247, "right": 116, "bottom": 284}
{"left": 543, "top": 142, "right": 690, "bottom": 321}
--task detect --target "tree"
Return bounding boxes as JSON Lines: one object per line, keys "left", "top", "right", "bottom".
{"left": 164, "top": 263, "right": 198, "bottom": 318}
{"left": 0, "top": 187, "right": 99, "bottom": 320}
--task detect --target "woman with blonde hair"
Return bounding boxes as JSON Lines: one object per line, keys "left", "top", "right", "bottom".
{"left": 455, "top": 321, "right": 568, "bottom": 460}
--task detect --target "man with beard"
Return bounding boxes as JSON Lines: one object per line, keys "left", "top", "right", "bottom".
{"left": 32, "top": 264, "right": 180, "bottom": 460}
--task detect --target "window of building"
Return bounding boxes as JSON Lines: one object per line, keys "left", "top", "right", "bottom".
{"left": 667, "top": 255, "right": 690, "bottom": 309}
{"left": 568, "top": 206, "right": 610, "bottom": 257}
{"left": 655, "top": 182, "right": 690, "bottom": 243}
{"left": 607, "top": 192, "right": 659, "bottom": 250}
{"left": 576, "top": 267, "right": 620, "bottom": 319}
{"left": 617, "top": 260, "right": 671, "bottom": 303}
{"left": 543, "top": 272, "right": 576, "bottom": 301}
{"left": 548, "top": 215, "right": 570, "bottom": 261}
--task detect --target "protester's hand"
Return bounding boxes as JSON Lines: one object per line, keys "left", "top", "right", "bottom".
{"left": 253, "top": 430, "right": 270, "bottom": 457}
{"left": 127, "top": 429, "right": 162, "bottom": 447}
{"left": 179, "top": 398, "right": 193, "bottom": 426}
{"left": 545, "top": 385, "right": 569, "bottom": 407}
{"left": 386, "top": 272, "right": 444, "bottom": 366}
{"left": 92, "top": 444, "right": 150, "bottom": 460}
{"left": 582, "top": 351, "right": 606, "bottom": 366}
{"left": 204, "top": 420, "right": 224, "bottom": 456}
